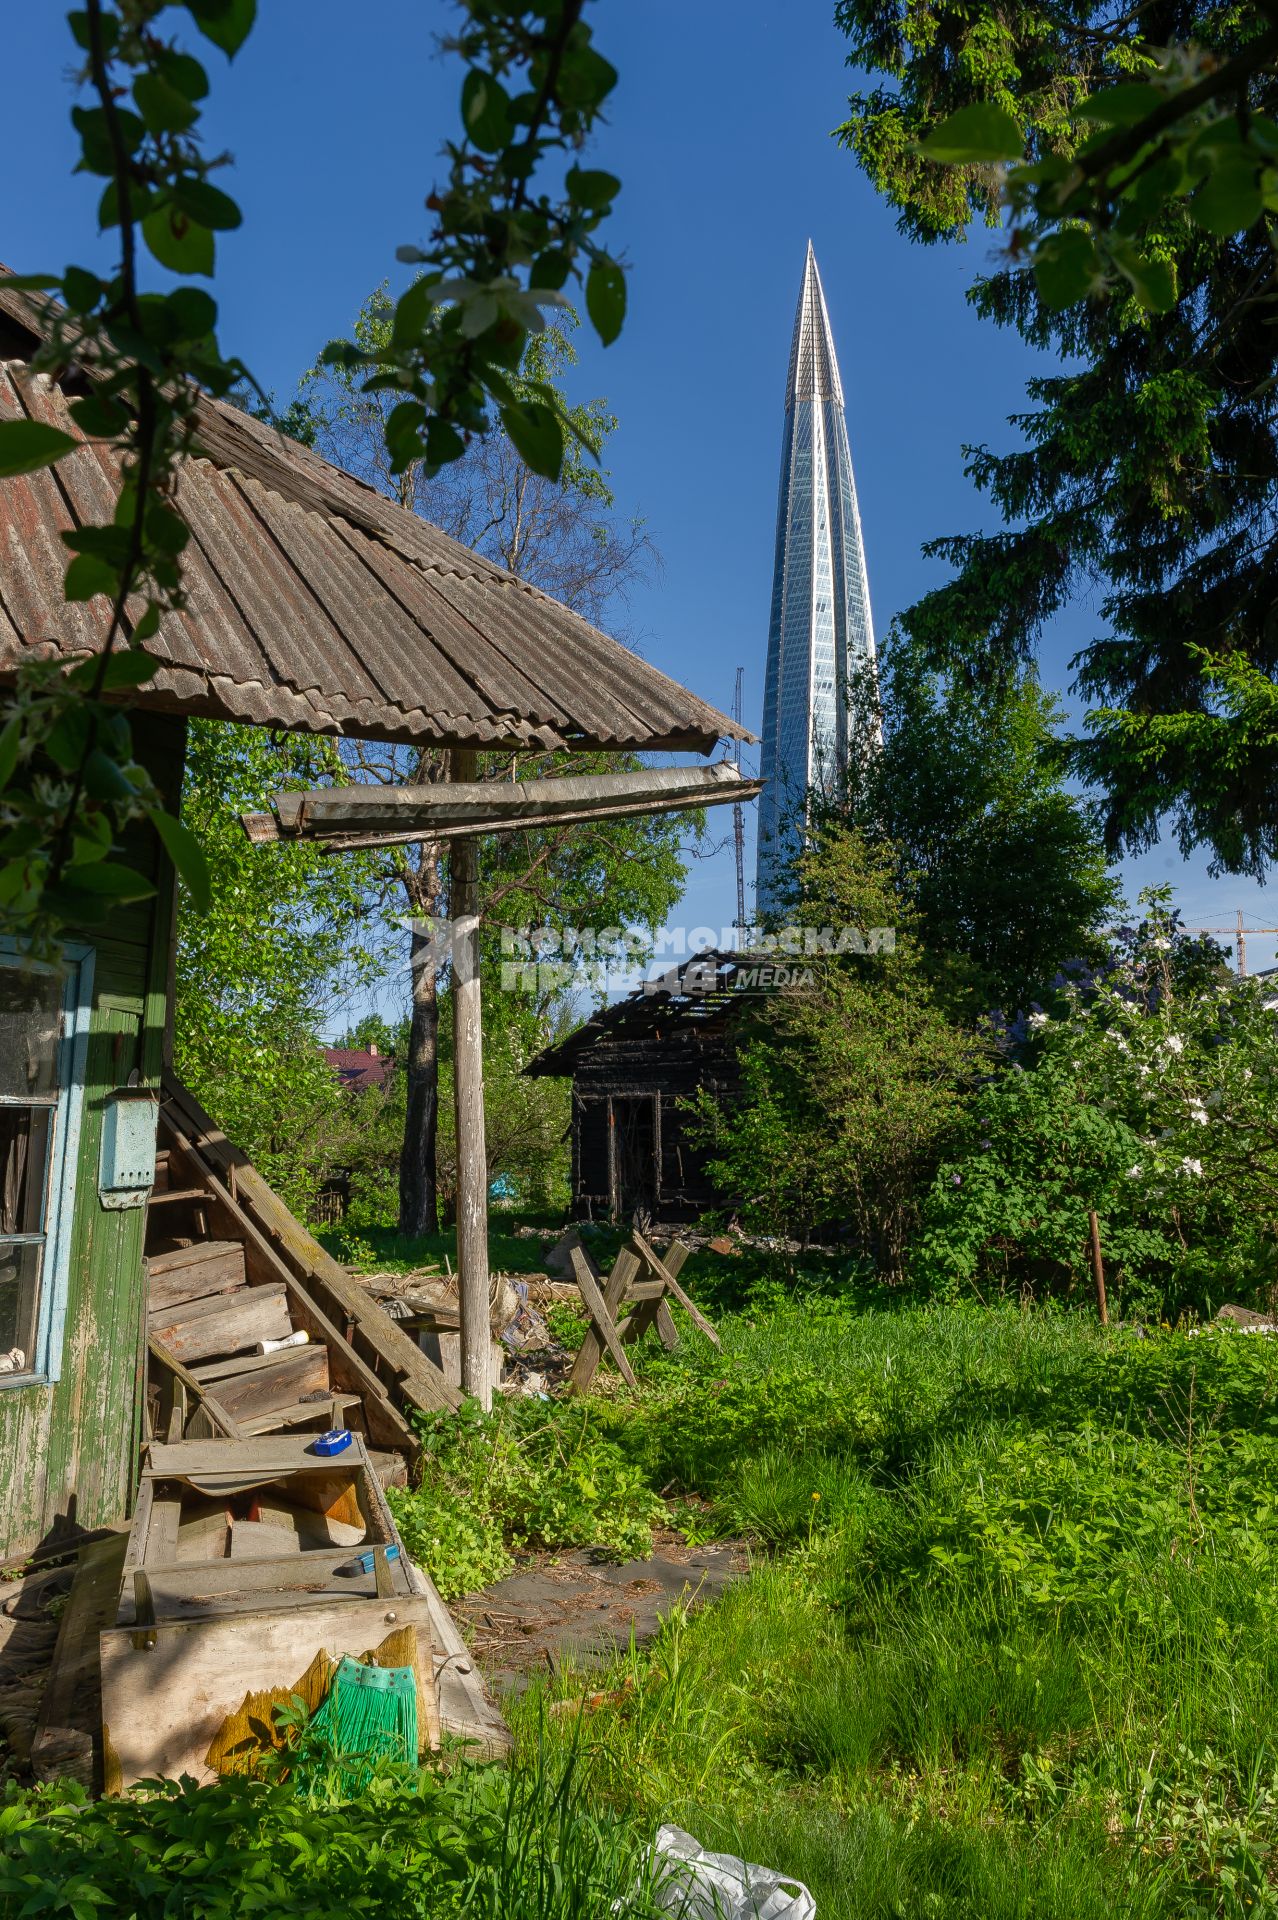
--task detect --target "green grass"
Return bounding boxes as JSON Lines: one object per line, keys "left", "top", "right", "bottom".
{"left": 506, "top": 1297, "right": 1278, "bottom": 1919}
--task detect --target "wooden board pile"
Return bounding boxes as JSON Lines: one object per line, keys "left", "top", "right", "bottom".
{"left": 34, "top": 1433, "right": 508, "bottom": 1792}
{"left": 148, "top": 1233, "right": 361, "bottom": 1439}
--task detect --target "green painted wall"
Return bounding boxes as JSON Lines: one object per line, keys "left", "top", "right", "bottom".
{"left": 0, "top": 716, "right": 183, "bottom": 1564}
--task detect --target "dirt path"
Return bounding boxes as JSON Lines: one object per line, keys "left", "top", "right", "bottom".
{"left": 452, "top": 1533, "right": 748, "bottom": 1695}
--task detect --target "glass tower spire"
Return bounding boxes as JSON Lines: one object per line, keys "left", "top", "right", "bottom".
{"left": 755, "top": 242, "right": 876, "bottom": 919}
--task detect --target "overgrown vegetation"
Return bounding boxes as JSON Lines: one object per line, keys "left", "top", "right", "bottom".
{"left": 388, "top": 1395, "right": 663, "bottom": 1598}
{"left": 516, "top": 1292, "right": 1278, "bottom": 1920}
{"left": 0, "top": 1741, "right": 661, "bottom": 1920}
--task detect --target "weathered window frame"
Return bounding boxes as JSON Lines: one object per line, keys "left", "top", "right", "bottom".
{"left": 0, "top": 940, "right": 95, "bottom": 1389}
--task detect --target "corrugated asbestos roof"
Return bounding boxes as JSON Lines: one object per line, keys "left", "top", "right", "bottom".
{"left": 0, "top": 283, "right": 747, "bottom": 754}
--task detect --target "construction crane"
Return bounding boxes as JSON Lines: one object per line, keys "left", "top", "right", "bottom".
{"left": 732, "top": 667, "right": 747, "bottom": 937}
{"left": 1182, "top": 909, "right": 1278, "bottom": 979}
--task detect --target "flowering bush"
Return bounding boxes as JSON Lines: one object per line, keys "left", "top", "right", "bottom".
{"left": 915, "top": 892, "right": 1278, "bottom": 1317}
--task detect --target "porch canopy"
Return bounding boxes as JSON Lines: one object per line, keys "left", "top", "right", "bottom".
{"left": 0, "top": 281, "right": 749, "bottom": 759}
{"left": 0, "top": 276, "right": 754, "bottom": 1412}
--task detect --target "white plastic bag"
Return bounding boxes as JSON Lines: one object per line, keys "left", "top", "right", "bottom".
{"left": 648, "top": 1825, "right": 816, "bottom": 1920}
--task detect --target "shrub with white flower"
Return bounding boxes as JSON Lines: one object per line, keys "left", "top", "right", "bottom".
{"left": 916, "top": 887, "right": 1278, "bottom": 1318}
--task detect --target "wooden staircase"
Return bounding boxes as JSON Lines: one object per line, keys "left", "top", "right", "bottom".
{"left": 144, "top": 1078, "right": 461, "bottom": 1463}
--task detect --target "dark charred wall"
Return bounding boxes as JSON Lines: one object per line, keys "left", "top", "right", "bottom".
{"left": 568, "top": 1019, "right": 738, "bottom": 1225}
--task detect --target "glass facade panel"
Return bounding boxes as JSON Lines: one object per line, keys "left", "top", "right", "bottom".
{"left": 757, "top": 246, "right": 877, "bottom": 917}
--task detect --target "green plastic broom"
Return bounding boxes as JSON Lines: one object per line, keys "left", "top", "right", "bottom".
{"left": 310, "top": 1655, "right": 418, "bottom": 1791}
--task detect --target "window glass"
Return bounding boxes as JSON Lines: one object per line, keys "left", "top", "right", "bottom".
{"left": 0, "top": 969, "right": 62, "bottom": 1099}
{"left": 0, "top": 1107, "right": 52, "bottom": 1236}
{"left": 0, "top": 1242, "right": 42, "bottom": 1367}
{"left": 0, "top": 958, "right": 65, "bottom": 1380}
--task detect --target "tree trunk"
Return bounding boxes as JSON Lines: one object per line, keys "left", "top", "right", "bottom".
{"left": 399, "top": 848, "right": 442, "bottom": 1237}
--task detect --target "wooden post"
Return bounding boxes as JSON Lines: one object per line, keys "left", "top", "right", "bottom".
{"left": 450, "top": 750, "right": 491, "bottom": 1408}
{"left": 1088, "top": 1209, "right": 1109, "bottom": 1327}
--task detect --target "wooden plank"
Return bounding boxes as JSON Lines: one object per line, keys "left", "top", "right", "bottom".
{"left": 163, "top": 1079, "right": 459, "bottom": 1415}
{"left": 567, "top": 1246, "right": 637, "bottom": 1392}
{"left": 146, "top": 1497, "right": 182, "bottom": 1566}
{"left": 210, "top": 1346, "right": 330, "bottom": 1423}
{"left": 399, "top": 1556, "right": 510, "bottom": 1761}
{"left": 159, "top": 1089, "right": 444, "bottom": 1446}
{"left": 150, "top": 1290, "right": 293, "bottom": 1366}
{"left": 149, "top": 1337, "right": 243, "bottom": 1441}
{"left": 266, "top": 762, "right": 761, "bottom": 838}
{"left": 147, "top": 1249, "right": 246, "bottom": 1314}
{"left": 631, "top": 1233, "right": 720, "bottom": 1347}
{"left": 569, "top": 1248, "right": 638, "bottom": 1391}
{"left": 147, "top": 1239, "right": 246, "bottom": 1280}
{"left": 145, "top": 1435, "right": 369, "bottom": 1478}
{"left": 192, "top": 1346, "right": 319, "bottom": 1385}
{"left": 150, "top": 1278, "right": 286, "bottom": 1332}
{"left": 31, "top": 1533, "right": 128, "bottom": 1788}
{"left": 622, "top": 1279, "right": 668, "bottom": 1303}
{"left": 239, "top": 1393, "right": 359, "bottom": 1436}
{"left": 101, "top": 1595, "right": 464, "bottom": 1789}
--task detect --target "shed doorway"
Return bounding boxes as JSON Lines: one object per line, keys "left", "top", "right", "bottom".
{"left": 609, "top": 1095, "right": 659, "bottom": 1220}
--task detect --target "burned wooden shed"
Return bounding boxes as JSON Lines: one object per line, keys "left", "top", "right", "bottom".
{"left": 0, "top": 276, "right": 748, "bottom": 1562}
{"left": 526, "top": 955, "right": 746, "bottom": 1226}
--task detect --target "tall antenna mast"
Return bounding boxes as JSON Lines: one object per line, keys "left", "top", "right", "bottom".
{"left": 732, "top": 667, "right": 746, "bottom": 937}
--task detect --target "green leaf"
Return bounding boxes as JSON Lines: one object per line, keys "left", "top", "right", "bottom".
{"left": 148, "top": 807, "right": 211, "bottom": 913}
{"left": 165, "top": 286, "right": 218, "bottom": 340}
{"left": 1032, "top": 229, "right": 1101, "bottom": 309}
{"left": 566, "top": 167, "right": 621, "bottom": 213}
{"left": 133, "top": 71, "right": 200, "bottom": 134}
{"left": 1073, "top": 83, "right": 1161, "bottom": 128}
{"left": 425, "top": 418, "right": 465, "bottom": 468}
{"left": 44, "top": 707, "right": 92, "bottom": 772}
{"left": 63, "top": 554, "right": 118, "bottom": 603}
{"left": 586, "top": 257, "right": 626, "bottom": 346}
{"left": 1112, "top": 245, "right": 1177, "bottom": 313}
{"left": 0, "top": 273, "right": 63, "bottom": 292}
{"left": 461, "top": 69, "right": 512, "bottom": 153}
{"left": 390, "top": 276, "right": 438, "bottom": 350}
{"left": 500, "top": 400, "right": 564, "bottom": 480}
{"left": 169, "top": 178, "right": 242, "bottom": 231}
{"left": 66, "top": 648, "right": 159, "bottom": 692}
{"left": 61, "top": 524, "right": 132, "bottom": 563}
{"left": 142, "top": 207, "right": 215, "bottom": 277}
{"left": 154, "top": 49, "right": 210, "bottom": 102}
{"left": 1191, "top": 160, "right": 1263, "bottom": 234}
{"left": 81, "top": 749, "right": 141, "bottom": 801}
{"left": 185, "top": 0, "right": 256, "bottom": 57}
{"left": 61, "top": 266, "right": 102, "bottom": 314}
{"left": 0, "top": 420, "right": 78, "bottom": 479}
{"left": 0, "top": 717, "right": 20, "bottom": 793}
{"left": 920, "top": 102, "right": 1023, "bottom": 164}
{"left": 56, "top": 861, "right": 156, "bottom": 901}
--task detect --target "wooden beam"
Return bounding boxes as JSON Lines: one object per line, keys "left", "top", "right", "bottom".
{"left": 308, "top": 785, "right": 764, "bottom": 855}
{"left": 569, "top": 1247, "right": 640, "bottom": 1392}
{"left": 243, "top": 762, "right": 762, "bottom": 847}
{"left": 631, "top": 1232, "right": 721, "bottom": 1347}
{"left": 450, "top": 750, "right": 491, "bottom": 1410}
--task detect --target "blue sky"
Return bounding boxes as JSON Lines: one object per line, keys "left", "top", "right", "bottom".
{"left": 6, "top": 1, "right": 1276, "bottom": 985}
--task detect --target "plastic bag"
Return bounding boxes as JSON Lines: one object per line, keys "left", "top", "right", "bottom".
{"left": 648, "top": 1825, "right": 816, "bottom": 1920}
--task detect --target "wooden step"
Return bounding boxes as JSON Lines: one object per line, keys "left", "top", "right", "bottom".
{"left": 204, "top": 1346, "right": 330, "bottom": 1424}
{"left": 239, "top": 1392, "right": 360, "bottom": 1437}
{"left": 148, "top": 1286, "right": 293, "bottom": 1366}
{"left": 147, "top": 1241, "right": 246, "bottom": 1315}
{"left": 191, "top": 1347, "right": 316, "bottom": 1385}
{"left": 148, "top": 1188, "right": 209, "bottom": 1208}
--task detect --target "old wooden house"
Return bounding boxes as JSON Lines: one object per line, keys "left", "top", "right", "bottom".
{"left": 0, "top": 279, "right": 742, "bottom": 1565}
{"left": 526, "top": 954, "right": 745, "bottom": 1225}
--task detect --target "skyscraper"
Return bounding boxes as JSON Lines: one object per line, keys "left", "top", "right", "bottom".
{"left": 755, "top": 242, "right": 876, "bottom": 919}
